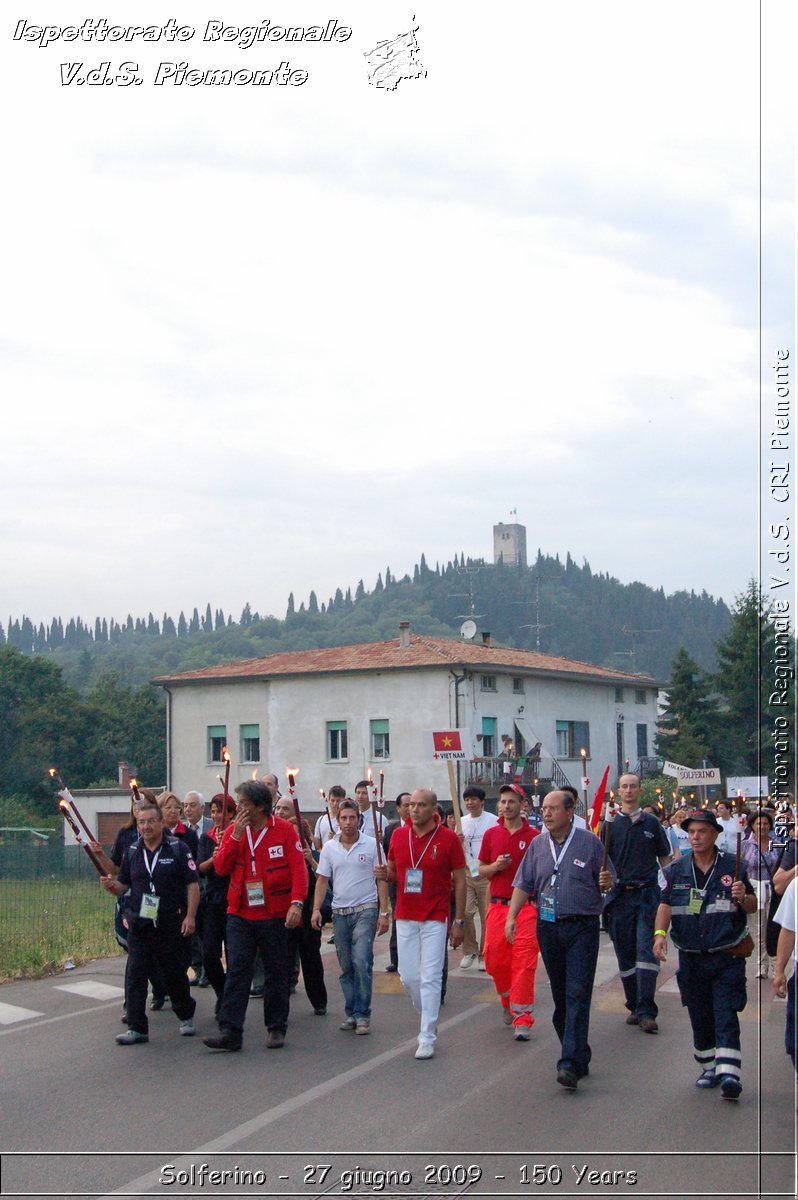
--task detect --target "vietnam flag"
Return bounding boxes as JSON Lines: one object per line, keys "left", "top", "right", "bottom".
{"left": 589, "top": 765, "right": 611, "bottom": 833}
{"left": 432, "top": 731, "right": 463, "bottom": 753}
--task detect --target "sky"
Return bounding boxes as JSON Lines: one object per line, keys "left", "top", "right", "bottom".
{"left": 2, "top": 0, "right": 795, "bottom": 630}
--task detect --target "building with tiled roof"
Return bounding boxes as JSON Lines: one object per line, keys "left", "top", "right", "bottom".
{"left": 154, "top": 624, "right": 659, "bottom": 811}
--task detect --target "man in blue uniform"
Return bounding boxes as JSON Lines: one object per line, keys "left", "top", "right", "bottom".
{"left": 654, "top": 809, "right": 756, "bottom": 1099}
{"left": 603, "top": 773, "right": 672, "bottom": 1033}
{"left": 101, "top": 803, "right": 199, "bottom": 1044}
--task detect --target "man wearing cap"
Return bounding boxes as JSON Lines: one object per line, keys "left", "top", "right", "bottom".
{"left": 603, "top": 772, "right": 672, "bottom": 1034}
{"left": 459, "top": 786, "right": 498, "bottom": 969}
{"left": 653, "top": 808, "right": 756, "bottom": 1100}
{"left": 478, "top": 784, "right": 540, "bottom": 1039}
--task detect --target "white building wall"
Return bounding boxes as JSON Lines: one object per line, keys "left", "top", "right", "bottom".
{"left": 167, "top": 670, "right": 456, "bottom": 805}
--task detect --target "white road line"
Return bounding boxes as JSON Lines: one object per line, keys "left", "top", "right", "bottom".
{"left": 0, "top": 1002, "right": 120, "bottom": 1038}
{"left": 98, "top": 1003, "right": 487, "bottom": 1199}
{"left": 0, "top": 1001, "right": 45, "bottom": 1025}
{"left": 54, "top": 981, "right": 125, "bottom": 1000}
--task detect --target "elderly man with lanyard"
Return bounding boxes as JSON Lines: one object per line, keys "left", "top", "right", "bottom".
{"left": 506, "top": 789, "right": 616, "bottom": 1090}
{"left": 602, "top": 772, "right": 672, "bottom": 1034}
{"left": 101, "top": 803, "right": 199, "bottom": 1044}
{"left": 202, "top": 779, "right": 307, "bottom": 1052}
{"left": 654, "top": 809, "right": 756, "bottom": 1099}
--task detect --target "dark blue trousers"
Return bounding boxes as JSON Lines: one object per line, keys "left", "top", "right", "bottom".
{"left": 676, "top": 951, "right": 747, "bottom": 1081}
{"left": 536, "top": 916, "right": 600, "bottom": 1078}
{"left": 218, "top": 915, "right": 290, "bottom": 1039}
{"left": 606, "top": 885, "right": 660, "bottom": 1019}
{"left": 786, "top": 971, "right": 796, "bottom": 1074}
{"left": 126, "top": 917, "right": 195, "bottom": 1035}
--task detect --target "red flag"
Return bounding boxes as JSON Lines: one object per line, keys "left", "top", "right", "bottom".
{"left": 432, "top": 731, "right": 463, "bottom": 753}
{"left": 589, "top": 765, "right": 611, "bottom": 833}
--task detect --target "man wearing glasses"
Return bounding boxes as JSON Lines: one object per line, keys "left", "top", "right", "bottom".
{"left": 101, "top": 804, "right": 199, "bottom": 1044}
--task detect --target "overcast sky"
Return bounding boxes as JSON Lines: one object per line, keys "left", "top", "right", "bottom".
{"left": 2, "top": 1, "right": 794, "bottom": 629}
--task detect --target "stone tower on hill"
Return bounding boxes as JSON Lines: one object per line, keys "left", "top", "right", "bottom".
{"left": 493, "top": 520, "right": 527, "bottom": 568}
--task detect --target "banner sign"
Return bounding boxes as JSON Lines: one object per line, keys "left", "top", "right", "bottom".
{"left": 424, "top": 729, "right": 474, "bottom": 761}
{"left": 662, "top": 761, "right": 721, "bottom": 785}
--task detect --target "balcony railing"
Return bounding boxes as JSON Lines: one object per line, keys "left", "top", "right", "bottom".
{"left": 465, "top": 755, "right": 574, "bottom": 791}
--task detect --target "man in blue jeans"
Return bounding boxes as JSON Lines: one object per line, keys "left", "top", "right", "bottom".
{"left": 312, "top": 799, "right": 390, "bottom": 1034}
{"left": 507, "top": 790, "right": 616, "bottom": 1090}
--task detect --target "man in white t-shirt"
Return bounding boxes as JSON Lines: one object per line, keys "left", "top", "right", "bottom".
{"left": 773, "top": 876, "right": 797, "bottom": 1078}
{"left": 460, "top": 786, "right": 498, "bottom": 969}
{"left": 311, "top": 799, "right": 390, "bottom": 1034}
{"left": 313, "top": 785, "right": 344, "bottom": 850}
{"left": 715, "top": 801, "right": 744, "bottom": 855}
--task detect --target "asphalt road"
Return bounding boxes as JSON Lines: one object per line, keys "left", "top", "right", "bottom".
{"left": 0, "top": 932, "right": 795, "bottom": 1200}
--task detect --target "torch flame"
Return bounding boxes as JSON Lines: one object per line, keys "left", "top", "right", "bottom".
{"left": 251, "top": 768, "right": 258, "bottom": 780}
{"left": 129, "top": 778, "right": 138, "bottom": 788}
{"left": 367, "top": 768, "right": 373, "bottom": 785}
{"left": 580, "top": 748, "right": 587, "bottom": 759}
{"left": 49, "top": 768, "right": 57, "bottom": 779}
{"left": 222, "top": 747, "right": 231, "bottom": 765}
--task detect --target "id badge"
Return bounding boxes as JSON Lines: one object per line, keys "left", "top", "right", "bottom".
{"left": 539, "top": 895, "right": 556, "bottom": 923}
{"left": 713, "top": 897, "right": 734, "bottom": 913}
{"left": 689, "top": 888, "right": 704, "bottom": 914}
{"left": 246, "top": 878, "right": 266, "bottom": 907}
{"left": 468, "top": 857, "right": 480, "bottom": 879}
{"left": 140, "top": 893, "right": 160, "bottom": 921}
{"left": 405, "top": 868, "right": 423, "bottom": 894}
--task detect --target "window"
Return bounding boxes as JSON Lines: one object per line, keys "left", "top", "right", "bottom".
{"left": 636, "top": 723, "right": 648, "bottom": 758}
{"left": 555, "top": 720, "right": 590, "bottom": 759}
{"left": 240, "top": 723, "right": 260, "bottom": 764}
{"left": 480, "top": 674, "right": 497, "bottom": 692}
{"left": 326, "top": 720, "right": 348, "bottom": 761}
{"left": 512, "top": 677, "right": 525, "bottom": 694}
{"left": 614, "top": 687, "right": 624, "bottom": 703}
{"left": 370, "top": 719, "right": 390, "bottom": 759}
{"left": 207, "top": 725, "right": 226, "bottom": 763}
{"left": 635, "top": 688, "right": 647, "bottom": 704}
{"left": 481, "top": 717, "right": 497, "bottom": 757}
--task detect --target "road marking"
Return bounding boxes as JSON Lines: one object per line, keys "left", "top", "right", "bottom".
{"left": 98, "top": 1003, "right": 487, "bottom": 1199}
{"left": 54, "top": 981, "right": 124, "bottom": 1000}
{"left": 0, "top": 1001, "right": 44, "bottom": 1025}
{"left": 0, "top": 1002, "right": 120, "bottom": 1038}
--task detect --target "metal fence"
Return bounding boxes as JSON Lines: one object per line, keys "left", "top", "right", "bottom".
{"left": 0, "top": 843, "right": 120, "bottom": 981}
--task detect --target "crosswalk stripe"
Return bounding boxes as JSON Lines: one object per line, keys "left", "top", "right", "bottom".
{"left": 0, "top": 1001, "right": 45, "bottom": 1025}
{"left": 54, "top": 981, "right": 125, "bottom": 1000}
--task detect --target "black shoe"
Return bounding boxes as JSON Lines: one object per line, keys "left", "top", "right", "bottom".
{"left": 188, "top": 972, "right": 201, "bottom": 987}
{"left": 150, "top": 995, "right": 166, "bottom": 1011}
{"left": 625, "top": 1013, "right": 639, "bottom": 1025}
{"left": 719, "top": 1075, "right": 742, "bottom": 1100}
{"left": 639, "top": 1017, "right": 659, "bottom": 1034}
{"left": 556, "top": 1069, "right": 578, "bottom": 1091}
{"left": 314, "top": 1007, "right": 327, "bottom": 1016}
{"left": 203, "top": 1033, "right": 242, "bottom": 1052}
{"left": 385, "top": 963, "right": 398, "bottom": 973}
{"left": 250, "top": 986, "right": 264, "bottom": 998}
{"left": 267, "top": 1029, "right": 286, "bottom": 1049}
{"left": 198, "top": 973, "right": 210, "bottom": 988}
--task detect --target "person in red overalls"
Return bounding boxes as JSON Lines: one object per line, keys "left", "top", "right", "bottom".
{"left": 479, "top": 784, "right": 540, "bottom": 1041}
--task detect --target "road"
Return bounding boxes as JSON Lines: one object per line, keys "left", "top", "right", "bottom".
{"left": 0, "top": 933, "right": 794, "bottom": 1200}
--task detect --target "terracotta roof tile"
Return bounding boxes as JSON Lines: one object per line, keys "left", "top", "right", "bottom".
{"left": 153, "top": 635, "right": 657, "bottom": 687}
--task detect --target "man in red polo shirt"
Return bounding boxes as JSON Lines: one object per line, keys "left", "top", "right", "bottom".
{"left": 479, "top": 783, "right": 540, "bottom": 1041}
{"left": 377, "top": 788, "right": 466, "bottom": 1060}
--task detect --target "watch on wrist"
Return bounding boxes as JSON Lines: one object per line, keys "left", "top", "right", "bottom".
{"left": 453, "top": 918, "right": 465, "bottom": 927}
{"left": 379, "top": 911, "right": 390, "bottom": 918}
{"left": 290, "top": 900, "right": 303, "bottom": 908}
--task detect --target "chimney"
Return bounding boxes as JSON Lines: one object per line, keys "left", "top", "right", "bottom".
{"left": 118, "top": 762, "right": 136, "bottom": 787}
{"left": 482, "top": 631, "right": 492, "bottom": 647}
{"left": 399, "top": 621, "right": 411, "bottom": 649}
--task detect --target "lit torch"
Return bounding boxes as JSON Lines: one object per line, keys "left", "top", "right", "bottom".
{"left": 286, "top": 769, "right": 308, "bottom": 847}
{"left": 579, "top": 748, "right": 590, "bottom": 824}
{"left": 58, "top": 799, "right": 105, "bottom": 875}
{"left": 49, "top": 768, "right": 96, "bottom": 845}
{"left": 217, "top": 747, "right": 232, "bottom": 830}
{"left": 129, "top": 777, "right": 141, "bottom": 807}
{"left": 368, "top": 768, "right": 384, "bottom": 864}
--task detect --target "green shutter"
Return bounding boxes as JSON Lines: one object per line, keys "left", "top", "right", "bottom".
{"left": 207, "top": 725, "right": 226, "bottom": 737}
{"left": 371, "top": 719, "right": 389, "bottom": 734}
{"left": 240, "top": 723, "right": 259, "bottom": 738}
{"left": 482, "top": 717, "right": 497, "bottom": 736}
{"left": 327, "top": 720, "right": 347, "bottom": 730}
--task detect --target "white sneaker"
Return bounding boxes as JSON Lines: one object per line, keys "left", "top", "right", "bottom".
{"left": 415, "top": 1042, "right": 435, "bottom": 1060}
{"left": 460, "top": 954, "right": 476, "bottom": 969}
{"left": 513, "top": 1026, "right": 532, "bottom": 1041}
{"left": 478, "top": 957, "right": 486, "bottom": 971}
{"left": 179, "top": 1019, "right": 196, "bottom": 1036}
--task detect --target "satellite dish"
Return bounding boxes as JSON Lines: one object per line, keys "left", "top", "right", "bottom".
{"left": 460, "top": 619, "right": 477, "bottom": 640}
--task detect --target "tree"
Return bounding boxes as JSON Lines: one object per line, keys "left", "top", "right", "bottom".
{"left": 308, "top": 591, "right": 319, "bottom": 615}
{"left": 713, "top": 580, "right": 790, "bottom": 779}
{"left": 189, "top": 608, "right": 201, "bottom": 635}
{"left": 203, "top": 603, "right": 213, "bottom": 633}
{"left": 656, "top": 647, "right": 718, "bottom": 767}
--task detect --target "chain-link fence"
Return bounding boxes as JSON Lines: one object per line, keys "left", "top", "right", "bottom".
{"left": 0, "top": 842, "right": 120, "bottom": 981}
